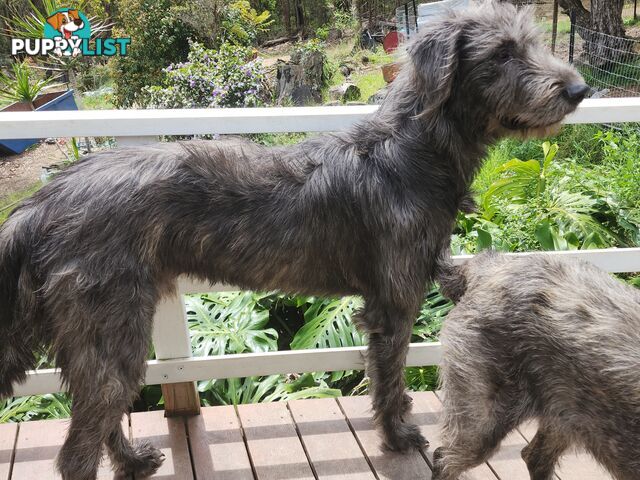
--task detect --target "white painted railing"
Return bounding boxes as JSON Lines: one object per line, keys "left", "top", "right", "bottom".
{"left": 1, "top": 99, "right": 639, "bottom": 398}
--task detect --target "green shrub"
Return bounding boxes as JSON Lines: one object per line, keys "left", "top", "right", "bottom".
{"left": 111, "top": 0, "right": 200, "bottom": 107}
{"left": 141, "top": 41, "right": 268, "bottom": 109}
{"left": 221, "top": 0, "right": 272, "bottom": 46}
{"left": 76, "top": 62, "right": 111, "bottom": 92}
{"left": 454, "top": 128, "right": 640, "bottom": 254}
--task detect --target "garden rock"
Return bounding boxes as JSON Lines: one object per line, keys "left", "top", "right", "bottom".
{"left": 276, "top": 49, "right": 327, "bottom": 106}
{"left": 329, "top": 83, "right": 361, "bottom": 103}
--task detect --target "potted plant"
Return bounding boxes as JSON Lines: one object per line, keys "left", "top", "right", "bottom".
{"left": 0, "top": 61, "right": 78, "bottom": 154}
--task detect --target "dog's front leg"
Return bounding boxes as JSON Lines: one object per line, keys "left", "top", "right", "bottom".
{"left": 359, "top": 299, "right": 428, "bottom": 452}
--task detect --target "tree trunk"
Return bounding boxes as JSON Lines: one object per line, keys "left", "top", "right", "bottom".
{"left": 282, "top": 0, "right": 291, "bottom": 35}
{"left": 559, "top": 0, "right": 628, "bottom": 68}
{"left": 590, "top": 0, "right": 625, "bottom": 38}
{"left": 557, "top": 0, "right": 590, "bottom": 29}
{"left": 294, "top": 0, "right": 305, "bottom": 35}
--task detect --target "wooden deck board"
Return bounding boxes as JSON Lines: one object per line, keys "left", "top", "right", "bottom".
{"left": 10, "top": 419, "right": 66, "bottom": 479}
{"left": 0, "top": 423, "right": 17, "bottom": 480}
{"left": 130, "top": 410, "right": 193, "bottom": 480}
{"left": 288, "top": 398, "right": 375, "bottom": 480}
{"left": 337, "top": 395, "right": 430, "bottom": 480}
{"left": 186, "top": 405, "right": 254, "bottom": 480}
{"left": 409, "top": 392, "right": 497, "bottom": 479}
{"left": 0, "top": 393, "right": 619, "bottom": 480}
{"left": 237, "top": 401, "right": 314, "bottom": 480}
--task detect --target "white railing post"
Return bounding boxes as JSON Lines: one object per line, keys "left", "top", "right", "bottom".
{"left": 152, "top": 293, "right": 201, "bottom": 416}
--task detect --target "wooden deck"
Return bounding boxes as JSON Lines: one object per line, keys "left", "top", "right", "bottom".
{"left": 0, "top": 392, "right": 611, "bottom": 480}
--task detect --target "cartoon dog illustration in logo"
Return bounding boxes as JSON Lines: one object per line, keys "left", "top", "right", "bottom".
{"left": 46, "top": 9, "right": 84, "bottom": 56}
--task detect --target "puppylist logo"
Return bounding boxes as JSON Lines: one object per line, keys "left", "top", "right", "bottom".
{"left": 11, "top": 8, "right": 130, "bottom": 57}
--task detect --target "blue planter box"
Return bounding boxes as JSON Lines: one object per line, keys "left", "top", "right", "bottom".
{"left": 0, "top": 90, "right": 78, "bottom": 155}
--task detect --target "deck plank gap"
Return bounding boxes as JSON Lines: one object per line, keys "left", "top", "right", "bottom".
{"left": 334, "top": 397, "right": 381, "bottom": 480}
{"left": 285, "top": 402, "right": 319, "bottom": 480}
{"left": 233, "top": 404, "right": 259, "bottom": 480}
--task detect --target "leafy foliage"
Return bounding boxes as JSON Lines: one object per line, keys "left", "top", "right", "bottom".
{"left": 111, "top": 0, "right": 200, "bottom": 107}
{"left": 0, "top": 394, "right": 71, "bottom": 422}
{"left": 454, "top": 135, "right": 640, "bottom": 253}
{"left": 291, "top": 296, "right": 365, "bottom": 350}
{"left": 199, "top": 373, "right": 340, "bottom": 406}
{"left": 221, "top": 0, "right": 272, "bottom": 45}
{"left": 142, "top": 41, "right": 268, "bottom": 109}
{"left": 186, "top": 291, "right": 277, "bottom": 355}
{"left": 0, "top": 61, "right": 60, "bottom": 105}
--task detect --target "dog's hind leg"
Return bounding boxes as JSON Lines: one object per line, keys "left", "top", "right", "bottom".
{"left": 52, "top": 285, "right": 162, "bottom": 480}
{"left": 521, "top": 423, "right": 568, "bottom": 480}
{"left": 106, "top": 421, "right": 165, "bottom": 477}
{"left": 433, "top": 381, "right": 516, "bottom": 480}
{"left": 359, "top": 299, "right": 428, "bottom": 452}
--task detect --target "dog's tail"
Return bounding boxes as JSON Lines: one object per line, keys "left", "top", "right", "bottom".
{"left": 436, "top": 256, "right": 468, "bottom": 304}
{"left": 0, "top": 211, "right": 38, "bottom": 398}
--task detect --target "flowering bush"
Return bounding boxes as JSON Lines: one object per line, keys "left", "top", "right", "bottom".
{"left": 142, "top": 41, "right": 269, "bottom": 109}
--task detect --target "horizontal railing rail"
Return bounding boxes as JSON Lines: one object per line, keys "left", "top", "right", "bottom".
{"left": 1, "top": 101, "right": 639, "bottom": 402}
{"left": 0, "top": 98, "right": 640, "bottom": 140}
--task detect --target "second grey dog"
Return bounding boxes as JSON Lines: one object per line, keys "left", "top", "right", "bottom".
{"left": 434, "top": 251, "right": 640, "bottom": 480}
{"left": 0, "top": 3, "right": 587, "bottom": 479}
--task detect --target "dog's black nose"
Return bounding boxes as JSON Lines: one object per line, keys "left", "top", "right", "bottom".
{"left": 564, "top": 83, "right": 590, "bottom": 103}
{"left": 74, "top": 19, "right": 83, "bottom": 26}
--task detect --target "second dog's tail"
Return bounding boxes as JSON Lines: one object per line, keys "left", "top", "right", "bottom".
{"left": 0, "top": 211, "right": 38, "bottom": 398}
{"left": 436, "top": 259, "right": 468, "bottom": 304}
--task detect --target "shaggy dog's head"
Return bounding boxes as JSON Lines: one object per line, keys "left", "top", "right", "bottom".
{"left": 405, "top": 1, "right": 588, "bottom": 139}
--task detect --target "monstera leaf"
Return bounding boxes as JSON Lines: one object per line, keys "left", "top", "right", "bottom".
{"left": 186, "top": 291, "right": 278, "bottom": 356}
{"left": 291, "top": 296, "right": 365, "bottom": 350}
{"left": 198, "top": 373, "right": 340, "bottom": 406}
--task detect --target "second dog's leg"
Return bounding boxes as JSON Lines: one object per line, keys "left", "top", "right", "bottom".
{"left": 521, "top": 425, "right": 568, "bottom": 480}
{"left": 362, "top": 300, "right": 427, "bottom": 452}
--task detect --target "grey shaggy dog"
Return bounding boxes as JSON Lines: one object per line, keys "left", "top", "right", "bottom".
{"left": 0, "top": 3, "right": 587, "bottom": 479}
{"left": 434, "top": 251, "right": 640, "bottom": 480}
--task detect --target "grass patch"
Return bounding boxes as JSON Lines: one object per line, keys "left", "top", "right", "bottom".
{"left": 351, "top": 70, "right": 387, "bottom": 102}
{"left": 79, "top": 89, "right": 115, "bottom": 110}
{"left": 0, "top": 182, "right": 42, "bottom": 224}
{"left": 540, "top": 18, "right": 572, "bottom": 34}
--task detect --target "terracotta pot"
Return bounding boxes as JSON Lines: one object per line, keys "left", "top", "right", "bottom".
{"left": 381, "top": 62, "right": 401, "bottom": 84}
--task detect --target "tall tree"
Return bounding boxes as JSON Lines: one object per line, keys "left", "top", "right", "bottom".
{"left": 558, "top": 0, "right": 624, "bottom": 38}
{"left": 557, "top": 0, "right": 628, "bottom": 67}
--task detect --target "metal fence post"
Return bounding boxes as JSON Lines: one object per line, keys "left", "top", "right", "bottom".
{"left": 413, "top": 0, "right": 419, "bottom": 32}
{"left": 404, "top": 3, "right": 410, "bottom": 39}
{"left": 568, "top": 10, "right": 576, "bottom": 64}
{"left": 551, "top": 0, "right": 559, "bottom": 54}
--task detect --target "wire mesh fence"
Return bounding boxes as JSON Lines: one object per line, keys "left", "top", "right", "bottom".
{"left": 505, "top": 1, "right": 640, "bottom": 98}
{"left": 569, "top": 25, "right": 640, "bottom": 98}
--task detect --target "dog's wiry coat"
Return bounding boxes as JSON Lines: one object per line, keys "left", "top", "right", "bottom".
{"left": 434, "top": 252, "right": 640, "bottom": 480}
{"left": 0, "top": 3, "right": 587, "bottom": 479}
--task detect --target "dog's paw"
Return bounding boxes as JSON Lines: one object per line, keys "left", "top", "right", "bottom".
{"left": 115, "top": 441, "right": 165, "bottom": 477}
{"left": 431, "top": 447, "right": 445, "bottom": 479}
{"left": 383, "top": 422, "right": 429, "bottom": 452}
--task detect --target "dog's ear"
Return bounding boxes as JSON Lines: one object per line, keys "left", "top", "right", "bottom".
{"left": 46, "top": 12, "right": 64, "bottom": 31}
{"left": 407, "top": 17, "right": 465, "bottom": 117}
{"left": 68, "top": 9, "right": 79, "bottom": 19}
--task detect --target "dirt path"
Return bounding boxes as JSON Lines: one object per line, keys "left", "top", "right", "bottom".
{"left": 0, "top": 142, "right": 68, "bottom": 200}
